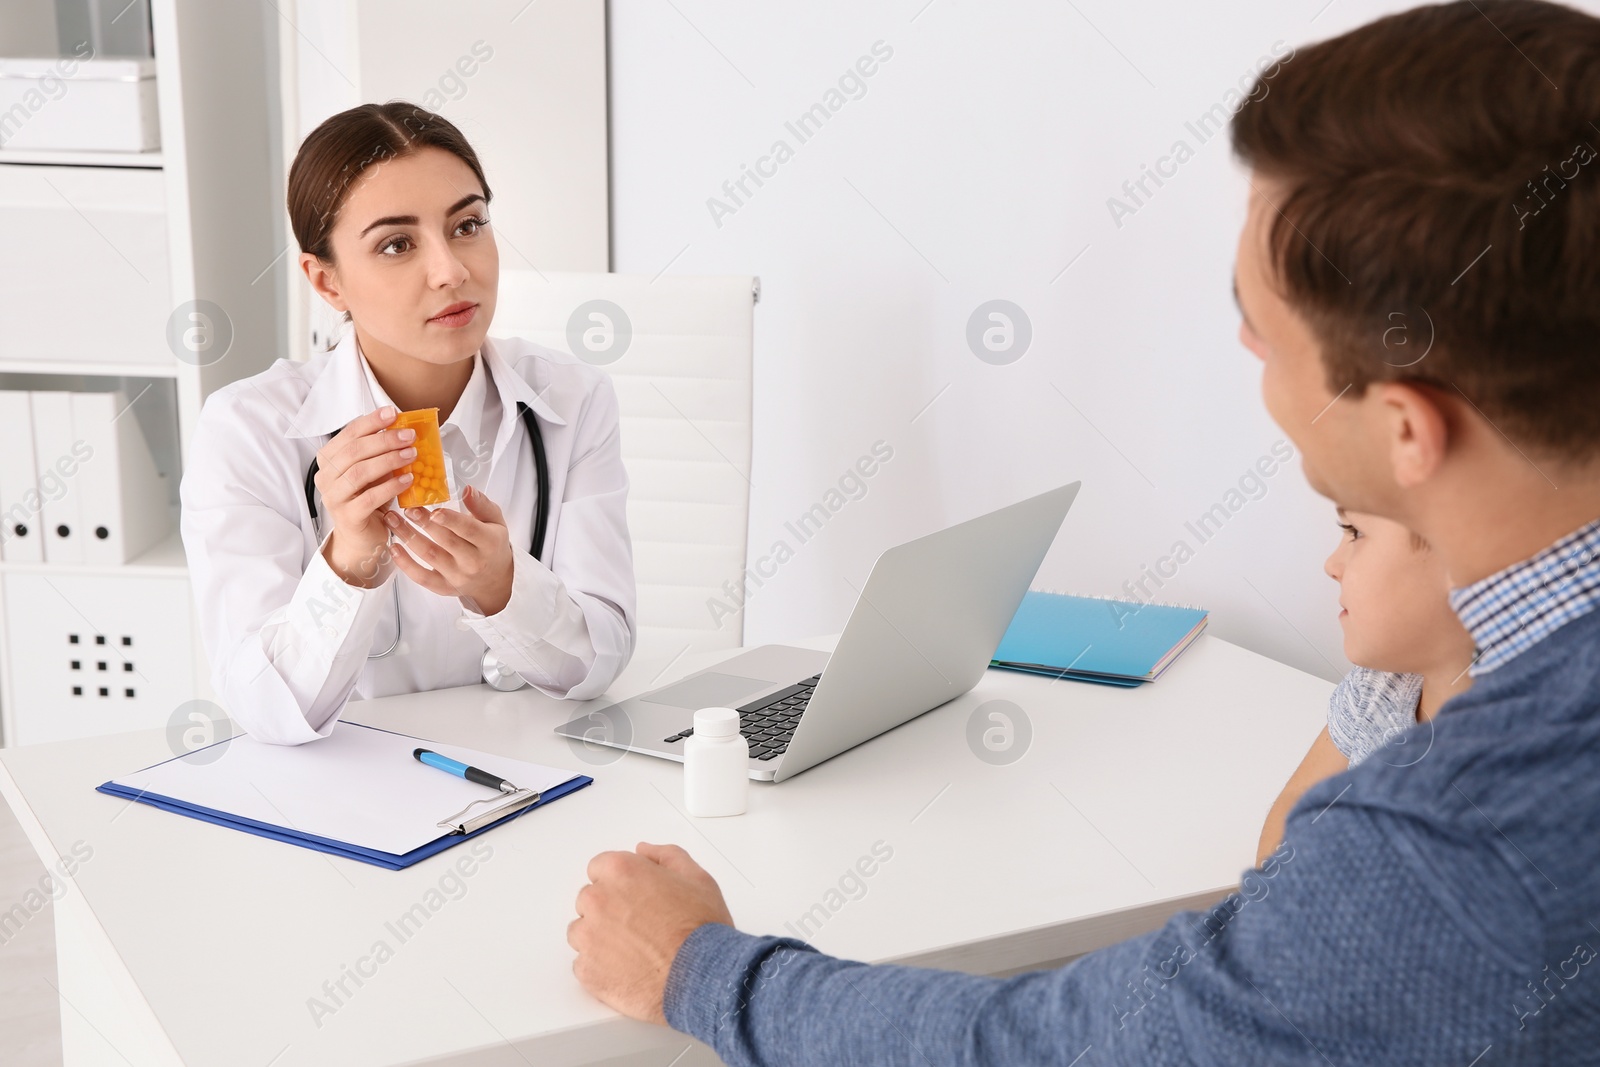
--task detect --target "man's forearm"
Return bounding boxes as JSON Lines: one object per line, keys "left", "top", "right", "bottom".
{"left": 664, "top": 922, "right": 1002, "bottom": 1066}
{"left": 658, "top": 801, "right": 1537, "bottom": 1067}
{"left": 662, "top": 921, "right": 1161, "bottom": 1066}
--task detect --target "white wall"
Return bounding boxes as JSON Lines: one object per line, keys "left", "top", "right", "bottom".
{"left": 607, "top": 0, "right": 1578, "bottom": 682}
{"left": 278, "top": 0, "right": 609, "bottom": 357}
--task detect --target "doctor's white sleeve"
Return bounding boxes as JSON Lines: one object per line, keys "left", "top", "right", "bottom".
{"left": 460, "top": 374, "right": 636, "bottom": 699}
{"left": 179, "top": 388, "right": 395, "bottom": 746}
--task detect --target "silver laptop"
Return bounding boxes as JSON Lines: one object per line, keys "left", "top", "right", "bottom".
{"left": 553, "top": 482, "right": 1080, "bottom": 782}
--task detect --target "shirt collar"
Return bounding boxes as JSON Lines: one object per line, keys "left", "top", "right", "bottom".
{"left": 1449, "top": 517, "right": 1600, "bottom": 675}
{"left": 354, "top": 339, "right": 487, "bottom": 447}
{"left": 285, "top": 330, "right": 565, "bottom": 440}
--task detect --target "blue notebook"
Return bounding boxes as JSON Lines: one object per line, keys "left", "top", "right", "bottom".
{"left": 992, "top": 590, "right": 1209, "bottom": 685}
{"left": 97, "top": 722, "right": 593, "bottom": 871}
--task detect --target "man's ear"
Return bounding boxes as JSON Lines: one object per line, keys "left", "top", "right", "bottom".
{"left": 298, "top": 251, "right": 347, "bottom": 313}
{"left": 1373, "top": 381, "right": 1450, "bottom": 489}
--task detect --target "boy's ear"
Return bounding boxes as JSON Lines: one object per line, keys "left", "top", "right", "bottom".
{"left": 298, "top": 251, "right": 348, "bottom": 313}
{"left": 1373, "top": 380, "right": 1451, "bottom": 489}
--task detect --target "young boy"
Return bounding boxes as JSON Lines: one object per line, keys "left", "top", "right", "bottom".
{"left": 1256, "top": 508, "right": 1476, "bottom": 864}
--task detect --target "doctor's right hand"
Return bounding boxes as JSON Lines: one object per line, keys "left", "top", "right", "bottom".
{"left": 314, "top": 406, "right": 417, "bottom": 588}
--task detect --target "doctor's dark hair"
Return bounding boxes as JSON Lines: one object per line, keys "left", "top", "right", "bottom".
{"left": 1230, "top": 0, "right": 1600, "bottom": 459}
{"left": 286, "top": 101, "right": 493, "bottom": 262}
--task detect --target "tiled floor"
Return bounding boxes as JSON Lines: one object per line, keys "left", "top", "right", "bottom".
{"left": 0, "top": 796, "right": 63, "bottom": 1067}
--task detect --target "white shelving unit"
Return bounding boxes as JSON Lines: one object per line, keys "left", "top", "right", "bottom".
{"left": 0, "top": 147, "right": 164, "bottom": 168}
{"left": 0, "top": 1, "right": 284, "bottom": 747}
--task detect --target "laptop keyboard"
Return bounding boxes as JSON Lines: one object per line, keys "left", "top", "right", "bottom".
{"left": 663, "top": 673, "right": 822, "bottom": 760}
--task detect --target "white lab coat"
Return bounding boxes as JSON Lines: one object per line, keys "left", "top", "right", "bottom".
{"left": 179, "top": 331, "right": 637, "bottom": 745}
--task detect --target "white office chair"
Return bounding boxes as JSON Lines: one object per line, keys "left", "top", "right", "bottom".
{"left": 492, "top": 270, "right": 757, "bottom": 690}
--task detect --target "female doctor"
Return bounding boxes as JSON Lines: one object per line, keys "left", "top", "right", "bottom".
{"left": 179, "top": 102, "right": 636, "bottom": 746}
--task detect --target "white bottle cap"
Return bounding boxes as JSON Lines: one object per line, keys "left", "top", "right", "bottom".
{"left": 694, "top": 706, "right": 740, "bottom": 738}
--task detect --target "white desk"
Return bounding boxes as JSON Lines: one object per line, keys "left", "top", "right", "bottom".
{"left": 1, "top": 635, "right": 1329, "bottom": 1066}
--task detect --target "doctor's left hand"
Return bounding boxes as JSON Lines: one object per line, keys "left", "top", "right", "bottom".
{"left": 384, "top": 485, "right": 515, "bottom": 616}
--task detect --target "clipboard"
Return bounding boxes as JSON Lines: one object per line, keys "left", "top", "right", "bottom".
{"left": 97, "top": 722, "right": 594, "bottom": 870}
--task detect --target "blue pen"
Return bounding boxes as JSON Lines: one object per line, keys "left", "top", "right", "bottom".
{"left": 413, "top": 748, "right": 519, "bottom": 794}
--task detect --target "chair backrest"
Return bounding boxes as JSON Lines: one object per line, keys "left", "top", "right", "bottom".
{"left": 492, "top": 270, "right": 757, "bottom": 679}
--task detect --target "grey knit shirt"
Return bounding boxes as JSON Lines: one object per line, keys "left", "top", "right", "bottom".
{"left": 1326, "top": 666, "right": 1424, "bottom": 766}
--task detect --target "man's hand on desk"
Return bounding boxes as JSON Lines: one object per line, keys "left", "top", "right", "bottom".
{"left": 569, "top": 842, "right": 734, "bottom": 1024}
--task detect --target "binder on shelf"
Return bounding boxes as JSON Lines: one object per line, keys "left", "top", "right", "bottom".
{"left": 991, "top": 590, "right": 1210, "bottom": 685}
{"left": 0, "top": 390, "right": 44, "bottom": 563}
{"left": 29, "top": 391, "right": 84, "bottom": 564}
{"left": 70, "top": 389, "right": 171, "bottom": 565}
{"left": 97, "top": 721, "right": 595, "bottom": 871}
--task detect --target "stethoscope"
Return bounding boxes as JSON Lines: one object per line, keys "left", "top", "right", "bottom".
{"left": 303, "top": 400, "right": 550, "bottom": 691}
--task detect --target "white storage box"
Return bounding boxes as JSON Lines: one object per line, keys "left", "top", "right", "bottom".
{"left": 0, "top": 56, "right": 159, "bottom": 153}
{"left": 0, "top": 164, "right": 171, "bottom": 365}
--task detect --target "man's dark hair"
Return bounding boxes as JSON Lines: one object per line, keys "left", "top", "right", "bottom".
{"left": 1231, "top": 0, "right": 1600, "bottom": 459}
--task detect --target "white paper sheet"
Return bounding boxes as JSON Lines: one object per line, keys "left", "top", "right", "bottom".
{"left": 109, "top": 722, "right": 584, "bottom": 856}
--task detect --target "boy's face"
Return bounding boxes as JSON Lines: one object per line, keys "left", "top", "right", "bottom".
{"left": 1323, "top": 509, "right": 1471, "bottom": 674}
{"left": 1233, "top": 176, "right": 1396, "bottom": 517}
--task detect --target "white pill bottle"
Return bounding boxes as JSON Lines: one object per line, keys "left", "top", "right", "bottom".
{"left": 683, "top": 707, "right": 749, "bottom": 817}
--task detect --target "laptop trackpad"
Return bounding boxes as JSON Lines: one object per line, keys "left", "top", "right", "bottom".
{"left": 640, "top": 673, "right": 774, "bottom": 709}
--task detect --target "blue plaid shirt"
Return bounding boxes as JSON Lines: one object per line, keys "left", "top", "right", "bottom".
{"left": 1449, "top": 518, "right": 1600, "bottom": 675}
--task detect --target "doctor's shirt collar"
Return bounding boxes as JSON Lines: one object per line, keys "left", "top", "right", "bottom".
{"left": 354, "top": 336, "right": 489, "bottom": 449}
{"left": 285, "top": 329, "right": 564, "bottom": 441}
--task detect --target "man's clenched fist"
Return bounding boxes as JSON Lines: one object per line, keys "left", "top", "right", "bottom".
{"left": 568, "top": 842, "right": 736, "bottom": 1023}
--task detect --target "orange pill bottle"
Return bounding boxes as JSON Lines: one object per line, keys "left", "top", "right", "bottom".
{"left": 392, "top": 408, "right": 451, "bottom": 508}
